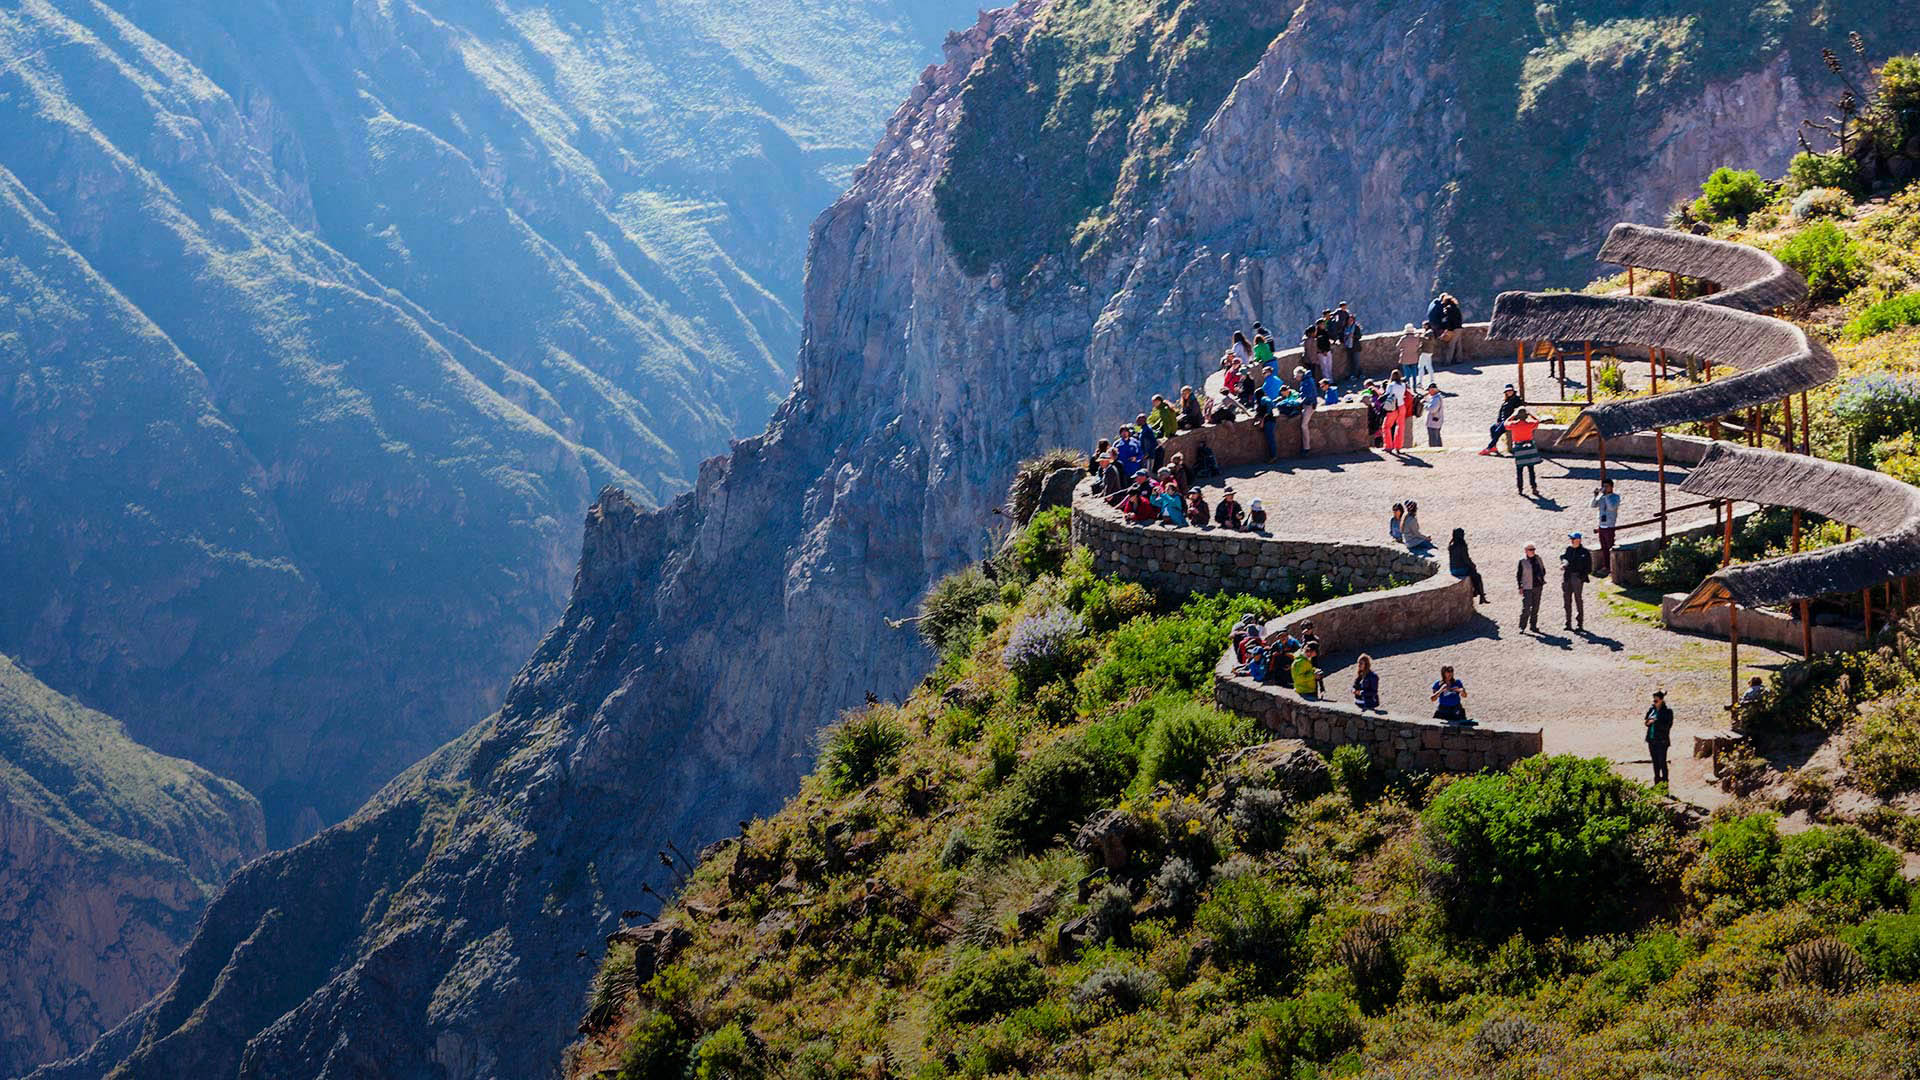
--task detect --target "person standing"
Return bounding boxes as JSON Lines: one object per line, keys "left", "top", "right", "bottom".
{"left": 1136, "top": 412, "right": 1162, "bottom": 473}
{"left": 1592, "top": 479, "right": 1622, "bottom": 576}
{"left": 1292, "top": 642, "right": 1324, "bottom": 700}
{"left": 1114, "top": 424, "right": 1144, "bottom": 479}
{"left": 1417, "top": 329, "right": 1437, "bottom": 387}
{"left": 1481, "top": 385, "right": 1524, "bottom": 455}
{"left": 1516, "top": 543, "right": 1546, "bottom": 633}
{"left": 1295, "top": 365, "right": 1316, "bottom": 453}
{"left": 1560, "top": 531, "right": 1592, "bottom": 631}
{"left": 1397, "top": 323, "right": 1422, "bottom": 383}
{"left": 1381, "top": 371, "right": 1409, "bottom": 452}
{"left": 1314, "top": 315, "right": 1336, "bottom": 383}
{"left": 1351, "top": 654, "right": 1380, "bottom": 711}
{"left": 1430, "top": 666, "right": 1469, "bottom": 724}
{"left": 1645, "top": 690, "right": 1674, "bottom": 785}
{"left": 1439, "top": 292, "right": 1464, "bottom": 365}
{"left": 1423, "top": 385, "right": 1445, "bottom": 446}
{"left": 1506, "top": 408, "right": 1543, "bottom": 496}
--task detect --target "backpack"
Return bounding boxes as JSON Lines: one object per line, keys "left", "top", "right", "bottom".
{"left": 1409, "top": 392, "right": 1423, "bottom": 418}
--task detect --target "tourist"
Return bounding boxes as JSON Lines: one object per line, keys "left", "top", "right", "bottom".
{"left": 1430, "top": 665, "right": 1469, "bottom": 724}
{"left": 1389, "top": 502, "right": 1405, "bottom": 543}
{"left": 1423, "top": 385, "right": 1445, "bottom": 446}
{"left": 1401, "top": 499, "right": 1430, "bottom": 549}
{"left": 1737, "top": 676, "right": 1766, "bottom": 733}
{"left": 1096, "top": 453, "right": 1128, "bottom": 506}
{"left": 1481, "top": 385, "right": 1523, "bottom": 455}
{"left": 1425, "top": 293, "right": 1446, "bottom": 339}
{"left": 1232, "top": 330, "right": 1253, "bottom": 367}
{"left": 1261, "top": 364, "right": 1287, "bottom": 405}
{"left": 1292, "top": 642, "right": 1324, "bottom": 700}
{"left": 1215, "top": 487, "right": 1246, "bottom": 530}
{"left": 1166, "top": 452, "right": 1191, "bottom": 493}
{"left": 1592, "top": 479, "right": 1621, "bottom": 576}
{"left": 1196, "top": 442, "right": 1221, "bottom": 478}
{"left": 1439, "top": 292, "right": 1464, "bottom": 364}
{"left": 1297, "top": 620, "right": 1319, "bottom": 649}
{"left": 1396, "top": 323, "right": 1422, "bottom": 383}
{"left": 1186, "top": 487, "right": 1210, "bottom": 527}
{"left": 1114, "top": 424, "right": 1145, "bottom": 478}
{"left": 1320, "top": 379, "right": 1339, "bottom": 406}
{"left": 1088, "top": 437, "right": 1110, "bottom": 475}
{"left": 1381, "top": 371, "right": 1409, "bottom": 452}
{"left": 1516, "top": 542, "right": 1546, "bottom": 633}
{"left": 1179, "top": 385, "right": 1205, "bottom": 430}
{"left": 1364, "top": 382, "right": 1386, "bottom": 446}
{"left": 1295, "top": 365, "right": 1316, "bottom": 453}
{"left": 1644, "top": 690, "right": 1674, "bottom": 785}
{"left": 1236, "top": 639, "right": 1270, "bottom": 682}
{"left": 1121, "top": 478, "right": 1160, "bottom": 524}
{"left": 1315, "top": 315, "right": 1335, "bottom": 382}
{"left": 1253, "top": 333, "right": 1275, "bottom": 369}
{"left": 1249, "top": 498, "right": 1268, "bottom": 532}
{"left": 1448, "top": 528, "right": 1489, "bottom": 603}
{"left": 1301, "top": 327, "right": 1321, "bottom": 385}
{"left": 1742, "top": 675, "right": 1765, "bottom": 705}
{"left": 1149, "top": 394, "right": 1180, "bottom": 439}
{"left": 1352, "top": 654, "right": 1380, "bottom": 711}
{"left": 1334, "top": 301, "right": 1360, "bottom": 371}
{"left": 1506, "top": 407, "right": 1543, "bottom": 496}
{"left": 1135, "top": 412, "right": 1163, "bottom": 473}
{"left": 1560, "top": 531, "right": 1592, "bottom": 631}
{"left": 1150, "top": 477, "right": 1188, "bottom": 526}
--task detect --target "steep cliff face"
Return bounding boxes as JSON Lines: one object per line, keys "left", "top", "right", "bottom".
{"left": 0, "top": 0, "right": 973, "bottom": 843}
{"left": 0, "top": 655, "right": 264, "bottom": 1076}
{"left": 56, "top": 2, "right": 1920, "bottom": 1077}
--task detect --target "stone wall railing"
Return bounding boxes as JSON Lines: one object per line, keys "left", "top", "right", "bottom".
{"left": 1156, "top": 403, "right": 1371, "bottom": 475}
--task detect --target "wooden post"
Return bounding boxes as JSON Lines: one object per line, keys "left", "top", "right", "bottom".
{"left": 1516, "top": 341, "right": 1527, "bottom": 401}
{"left": 1656, "top": 428, "right": 1668, "bottom": 544}
{"left": 1651, "top": 346, "right": 1660, "bottom": 393}
{"left": 1800, "top": 392, "right": 1811, "bottom": 455}
{"left": 1722, "top": 502, "right": 1733, "bottom": 568}
{"left": 1628, "top": 266, "right": 1635, "bottom": 295}
{"left": 1669, "top": 270, "right": 1680, "bottom": 300}
{"left": 1583, "top": 340, "right": 1594, "bottom": 404}
{"left": 1729, "top": 603, "right": 1741, "bottom": 711}
{"left": 1865, "top": 587, "right": 1875, "bottom": 637}
{"left": 1791, "top": 510, "right": 1801, "bottom": 553}
{"left": 1800, "top": 598, "right": 1814, "bottom": 657}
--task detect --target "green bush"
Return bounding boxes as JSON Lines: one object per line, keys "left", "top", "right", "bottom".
{"left": 692, "top": 1021, "right": 765, "bottom": 1080}
{"left": 1773, "top": 825, "right": 1910, "bottom": 921}
{"left": 1790, "top": 186, "right": 1854, "bottom": 223}
{"left": 1832, "top": 375, "right": 1920, "bottom": 463}
{"left": 1595, "top": 359, "right": 1627, "bottom": 397}
{"left": 1133, "top": 698, "right": 1236, "bottom": 791}
{"left": 1329, "top": 744, "right": 1375, "bottom": 807}
{"left": 1844, "top": 911, "right": 1920, "bottom": 982}
{"left": 820, "top": 709, "right": 910, "bottom": 794}
{"left": 1079, "top": 579, "right": 1156, "bottom": 632}
{"left": 1872, "top": 55, "right": 1920, "bottom": 155}
{"left": 1001, "top": 607, "right": 1088, "bottom": 693}
{"left": 1689, "top": 167, "right": 1771, "bottom": 222}
{"left": 1590, "top": 930, "right": 1691, "bottom": 998}
{"left": 1785, "top": 151, "right": 1863, "bottom": 197}
{"left": 1069, "top": 963, "right": 1160, "bottom": 1015}
{"left": 982, "top": 730, "right": 1134, "bottom": 855}
{"left": 1077, "top": 592, "right": 1276, "bottom": 705}
{"left": 1846, "top": 694, "right": 1920, "bottom": 798}
{"left": 1194, "top": 873, "right": 1314, "bottom": 986}
{"left": 1638, "top": 534, "right": 1720, "bottom": 593}
{"left": 616, "top": 1010, "right": 693, "bottom": 1080}
{"left": 1778, "top": 222, "right": 1867, "bottom": 303}
{"left": 1247, "top": 992, "right": 1361, "bottom": 1074}
{"left": 1421, "top": 755, "right": 1671, "bottom": 937}
{"left": 1684, "top": 811, "right": 1784, "bottom": 914}
{"left": 919, "top": 567, "right": 997, "bottom": 655}
{"left": 1005, "top": 506, "right": 1072, "bottom": 584}
{"left": 932, "top": 948, "right": 1049, "bottom": 1025}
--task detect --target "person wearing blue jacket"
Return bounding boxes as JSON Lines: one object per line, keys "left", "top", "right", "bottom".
{"left": 1134, "top": 412, "right": 1162, "bottom": 472}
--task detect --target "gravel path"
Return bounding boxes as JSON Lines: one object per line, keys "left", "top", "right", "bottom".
{"left": 1191, "top": 357, "right": 1790, "bottom": 806}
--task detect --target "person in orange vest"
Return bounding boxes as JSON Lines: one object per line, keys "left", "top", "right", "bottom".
{"left": 1504, "top": 407, "right": 1543, "bottom": 497}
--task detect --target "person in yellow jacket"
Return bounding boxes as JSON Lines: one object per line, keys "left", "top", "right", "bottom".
{"left": 1148, "top": 394, "right": 1180, "bottom": 439}
{"left": 1291, "top": 642, "right": 1324, "bottom": 699}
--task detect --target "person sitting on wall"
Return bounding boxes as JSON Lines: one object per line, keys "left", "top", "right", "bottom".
{"left": 1249, "top": 498, "right": 1268, "bottom": 533}
{"left": 1215, "top": 486, "right": 1246, "bottom": 530}
{"left": 1431, "top": 665, "right": 1472, "bottom": 725}
{"left": 1196, "top": 441, "right": 1222, "bottom": 478}
{"left": 1114, "top": 424, "right": 1144, "bottom": 478}
{"left": 1165, "top": 452, "right": 1191, "bottom": 493}
{"left": 1149, "top": 474, "right": 1188, "bottom": 525}
{"left": 1352, "top": 654, "right": 1381, "bottom": 712}
{"left": 1120, "top": 476, "right": 1160, "bottom": 524}
{"left": 1178, "top": 385, "right": 1206, "bottom": 430}
{"left": 1186, "top": 487, "right": 1210, "bottom": 528}
{"left": 1292, "top": 641, "right": 1325, "bottom": 700}
{"left": 1149, "top": 394, "right": 1180, "bottom": 440}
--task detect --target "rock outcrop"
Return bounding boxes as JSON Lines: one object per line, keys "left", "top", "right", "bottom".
{"left": 0, "top": 655, "right": 264, "bottom": 1076}
{"left": 55, "top": 2, "right": 1919, "bottom": 1077}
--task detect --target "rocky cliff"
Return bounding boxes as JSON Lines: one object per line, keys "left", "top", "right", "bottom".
{"left": 0, "top": 655, "right": 264, "bottom": 1077}
{"left": 54, "top": 1, "right": 1920, "bottom": 1077}
{"left": 0, "top": 0, "right": 973, "bottom": 844}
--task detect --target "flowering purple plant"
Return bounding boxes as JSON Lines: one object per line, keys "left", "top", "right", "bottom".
{"left": 1003, "top": 607, "right": 1086, "bottom": 682}
{"left": 1831, "top": 374, "right": 1920, "bottom": 462}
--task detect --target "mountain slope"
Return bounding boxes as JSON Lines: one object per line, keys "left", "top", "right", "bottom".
{"left": 0, "top": 654, "right": 265, "bottom": 1077}
{"left": 54, "top": 2, "right": 1920, "bottom": 1078}
{"left": 0, "top": 0, "right": 973, "bottom": 842}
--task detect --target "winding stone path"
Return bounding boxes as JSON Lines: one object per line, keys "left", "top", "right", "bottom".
{"left": 1187, "top": 356, "right": 1791, "bottom": 806}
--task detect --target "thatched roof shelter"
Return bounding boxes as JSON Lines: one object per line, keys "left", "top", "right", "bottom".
{"left": 1488, "top": 292, "right": 1836, "bottom": 442}
{"left": 1678, "top": 443, "right": 1920, "bottom": 612}
{"left": 1597, "top": 223, "right": 1809, "bottom": 313}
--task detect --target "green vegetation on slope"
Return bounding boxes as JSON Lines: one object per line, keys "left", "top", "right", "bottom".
{"left": 566, "top": 511, "right": 1920, "bottom": 1080}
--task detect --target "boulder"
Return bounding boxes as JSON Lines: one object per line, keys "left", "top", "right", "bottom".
{"left": 1210, "top": 739, "right": 1331, "bottom": 809}
{"left": 604, "top": 921, "right": 691, "bottom": 986}
{"left": 1073, "top": 809, "right": 1149, "bottom": 871}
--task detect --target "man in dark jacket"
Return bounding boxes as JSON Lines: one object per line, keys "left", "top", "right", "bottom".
{"left": 1134, "top": 412, "right": 1162, "bottom": 473}
{"left": 1215, "top": 487, "right": 1245, "bottom": 530}
{"left": 1644, "top": 690, "right": 1674, "bottom": 784}
{"left": 1481, "top": 384, "right": 1523, "bottom": 455}
{"left": 1097, "top": 454, "right": 1128, "bottom": 507}
{"left": 1560, "top": 532, "right": 1593, "bottom": 630}
{"left": 1515, "top": 543, "right": 1546, "bottom": 632}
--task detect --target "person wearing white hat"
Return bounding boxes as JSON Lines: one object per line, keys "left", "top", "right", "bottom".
{"left": 1560, "top": 531, "right": 1593, "bottom": 631}
{"left": 1249, "top": 498, "right": 1267, "bottom": 532}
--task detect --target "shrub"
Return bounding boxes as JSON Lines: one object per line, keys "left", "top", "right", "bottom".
{"left": 1471, "top": 1015, "right": 1543, "bottom": 1063}
{"left": 1079, "top": 579, "right": 1156, "bottom": 632}
{"left": 1595, "top": 358, "right": 1627, "bottom": 396}
{"left": 1005, "top": 506, "right": 1072, "bottom": 584}
{"left": 1247, "top": 992, "right": 1361, "bottom": 1075}
{"left": 1684, "top": 811, "right": 1784, "bottom": 914}
{"left": 1872, "top": 55, "right": 1920, "bottom": 154}
{"left": 932, "top": 949, "right": 1049, "bottom": 1025}
{"left": 1790, "top": 186, "right": 1854, "bottom": 222}
{"left": 1082, "top": 883, "right": 1135, "bottom": 947}
{"left": 1846, "top": 694, "right": 1920, "bottom": 798}
{"left": 819, "top": 709, "right": 910, "bottom": 794}
{"left": 1005, "top": 449, "right": 1084, "bottom": 525}
{"left": 982, "top": 732, "right": 1133, "bottom": 855}
{"left": 1785, "top": 151, "right": 1863, "bottom": 196}
{"left": 919, "top": 567, "right": 997, "bottom": 655}
{"left": 982, "top": 721, "right": 1020, "bottom": 786}
{"left": 1002, "top": 607, "right": 1087, "bottom": 691}
{"left": 1194, "top": 873, "right": 1313, "bottom": 986}
{"left": 1773, "top": 825, "right": 1909, "bottom": 921}
{"left": 1638, "top": 534, "right": 1720, "bottom": 592}
{"left": 1069, "top": 963, "right": 1160, "bottom": 1015}
{"left": 1843, "top": 911, "right": 1920, "bottom": 982}
{"left": 1333, "top": 915, "right": 1402, "bottom": 1014}
{"left": 616, "top": 1010, "right": 693, "bottom": 1080}
{"left": 1134, "top": 699, "right": 1235, "bottom": 791}
{"left": 1329, "top": 744, "right": 1375, "bottom": 807}
{"left": 1229, "top": 787, "right": 1292, "bottom": 853}
{"left": 1832, "top": 374, "right": 1920, "bottom": 464}
{"left": 1782, "top": 937, "right": 1868, "bottom": 994}
{"left": 1149, "top": 856, "right": 1203, "bottom": 917}
{"left": 1590, "top": 930, "right": 1691, "bottom": 998}
{"left": 939, "top": 826, "right": 976, "bottom": 869}
{"left": 1076, "top": 592, "right": 1277, "bottom": 705}
{"left": 1777, "top": 222, "right": 1866, "bottom": 303}
{"left": 583, "top": 943, "right": 639, "bottom": 1033}
{"left": 1690, "top": 167, "right": 1771, "bottom": 223}
{"left": 1421, "top": 755, "right": 1671, "bottom": 937}
{"left": 692, "top": 1021, "right": 765, "bottom": 1080}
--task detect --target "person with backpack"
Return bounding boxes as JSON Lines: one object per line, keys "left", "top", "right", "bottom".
{"left": 1505, "top": 408, "right": 1543, "bottom": 496}
{"left": 1381, "top": 371, "right": 1409, "bottom": 452}
{"left": 1481, "top": 385, "right": 1524, "bottom": 455}
{"left": 1560, "top": 531, "right": 1592, "bottom": 631}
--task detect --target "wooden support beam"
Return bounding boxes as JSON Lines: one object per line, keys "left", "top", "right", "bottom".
{"left": 1791, "top": 510, "right": 1801, "bottom": 553}
{"left": 1722, "top": 502, "right": 1733, "bottom": 568}
{"left": 1729, "top": 603, "right": 1741, "bottom": 711}
{"left": 1801, "top": 392, "right": 1811, "bottom": 455}
{"left": 1800, "top": 598, "right": 1813, "bottom": 658}
{"left": 1656, "top": 428, "right": 1668, "bottom": 545}
{"left": 1865, "top": 587, "right": 1875, "bottom": 637}
{"left": 1516, "top": 341, "right": 1526, "bottom": 401}
{"left": 1583, "top": 340, "right": 1594, "bottom": 405}
{"left": 1597, "top": 435, "right": 1608, "bottom": 484}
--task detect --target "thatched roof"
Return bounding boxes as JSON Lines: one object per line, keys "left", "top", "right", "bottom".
{"left": 1597, "top": 223, "right": 1809, "bottom": 314}
{"left": 1488, "top": 292, "right": 1836, "bottom": 442}
{"left": 1677, "top": 443, "right": 1920, "bottom": 612}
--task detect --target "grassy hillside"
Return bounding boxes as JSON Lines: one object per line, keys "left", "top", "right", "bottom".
{"left": 565, "top": 509, "right": 1920, "bottom": 1079}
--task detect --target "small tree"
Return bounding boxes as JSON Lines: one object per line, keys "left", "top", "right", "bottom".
{"left": 1690, "top": 167, "right": 1771, "bottom": 223}
{"left": 1777, "top": 222, "right": 1866, "bottom": 303}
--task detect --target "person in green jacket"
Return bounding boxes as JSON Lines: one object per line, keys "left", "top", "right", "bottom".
{"left": 1291, "top": 642, "right": 1324, "bottom": 699}
{"left": 1148, "top": 394, "right": 1180, "bottom": 438}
